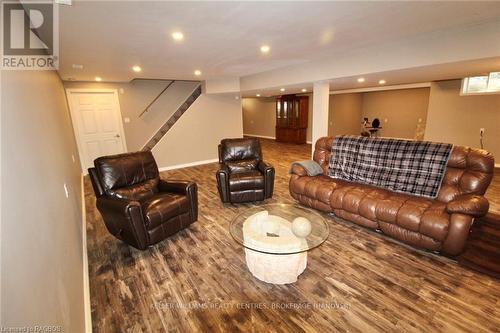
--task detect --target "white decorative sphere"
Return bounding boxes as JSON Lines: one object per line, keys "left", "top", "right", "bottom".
{"left": 292, "top": 217, "right": 312, "bottom": 238}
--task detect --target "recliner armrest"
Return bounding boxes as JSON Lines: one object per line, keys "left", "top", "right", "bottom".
{"left": 446, "top": 194, "right": 489, "bottom": 217}
{"left": 216, "top": 164, "right": 231, "bottom": 203}
{"left": 258, "top": 160, "right": 275, "bottom": 199}
{"left": 159, "top": 179, "right": 197, "bottom": 195}
{"left": 96, "top": 196, "right": 148, "bottom": 250}
{"left": 159, "top": 179, "right": 198, "bottom": 221}
{"left": 96, "top": 196, "right": 141, "bottom": 214}
{"left": 257, "top": 160, "right": 273, "bottom": 174}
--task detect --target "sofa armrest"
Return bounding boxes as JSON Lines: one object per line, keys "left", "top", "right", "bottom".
{"left": 290, "top": 164, "right": 308, "bottom": 176}
{"left": 446, "top": 194, "right": 489, "bottom": 217}
{"left": 258, "top": 161, "right": 275, "bottom": 198}
{"left": 96, "top": 196, "right": 148, "bottom": 249}
{"left": 159, "top": 179, "right": 198, "bottom": 221}
{"left": 216, "top": 164, "right": 231, "bottom": 203}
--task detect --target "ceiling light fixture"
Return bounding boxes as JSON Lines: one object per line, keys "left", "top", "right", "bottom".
{"left": 301, "top": 88, "right": 307, "bottom": 92}
{"left": 378, "top": 79, "right": 386, "bottom": 85}
{"left": 256, "top": 94, "right": 261, "bottom": 97}
{"left": 194, "top": 70, "right": 202, "bottom": 76}
{"left": 260, "top": 45, "right": 270, "bottom": 54}
{"left": 132, "top": 66, "right": 142, "bottom": 72}
{"left": 357, "top": 77, "right": 365, "bottom": 83}
{"left": 95, "top": 76, "right": 102, "bottom": 82}
{"left": 280, "top": 88, "right": 285, "bottom": 92}
{"left": 171, "top": 31, "right": 184, "bottom": 41}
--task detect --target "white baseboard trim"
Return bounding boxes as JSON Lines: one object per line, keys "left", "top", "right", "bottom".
{"left": 243, "top": 133, "right": 276, "bottom": 140}
{"left": 306, "top": 141, "right": 312, "bottom": 144}
{"left": 80, "top": 176, "right": 93, "bottom": 333}
{"left": 158, "top": 158, "right": 219, "bottom": 171}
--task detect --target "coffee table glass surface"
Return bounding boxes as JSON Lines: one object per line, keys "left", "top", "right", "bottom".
{"left": 230, "top": 203, "right": 329, "bottom": 255}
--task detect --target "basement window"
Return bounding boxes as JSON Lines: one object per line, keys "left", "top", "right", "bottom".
{"left": 461, "top": 72, "right": 500, "bottom": 95}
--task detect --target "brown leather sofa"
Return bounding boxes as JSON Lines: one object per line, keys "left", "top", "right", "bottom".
{"left": 88, "top": 151, "right": 197, "bottom": 250}
{"left": 290, "top": 137, "right": 494, "bottom": 256}
{"left": 216, "top": 137, "right": 275, "bottom": 203}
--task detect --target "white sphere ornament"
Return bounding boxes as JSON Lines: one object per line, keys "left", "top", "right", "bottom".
{"left": 292, "top": 217, "right": 312, "bottom": 238}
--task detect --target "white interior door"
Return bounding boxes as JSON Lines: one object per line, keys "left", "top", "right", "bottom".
{"left": 67, "top": 90, "right": 127, "bottom": 172}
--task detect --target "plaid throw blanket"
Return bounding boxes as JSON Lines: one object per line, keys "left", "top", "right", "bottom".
{"left": 328, "top": 135, "right": 452, "bottom": 198}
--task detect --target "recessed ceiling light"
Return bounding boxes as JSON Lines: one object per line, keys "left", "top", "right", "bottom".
{"left": 256, "top": 94, "right": 261, "bottom": 97}
{"left": 301, "top": 88, "right": 307, "bottom": 92}
{"left": 379, "top": 79, "right": 386, "bottom": 85}
{"left": 95, "top": 76, "right": 102, "bottom": 82}
{"left": 194, "top": 70, "right": 202, "bottom": 76}
{"left": 280, "top": 88, "right": 285, "bottom": 92}
{"left": 171, "top": 31, "right": 184, "bottom": 41}
{"left": 260, "top": 45, "right": 270, "bottom": 54}
{"left": 357, "top": 77, "right": 365, "bottom": 83}
{"left": 132, "top": 65, "right": 142, "bottom": 72}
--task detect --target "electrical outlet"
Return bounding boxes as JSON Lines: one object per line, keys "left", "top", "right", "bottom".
{"left": 63, "top": 184, "right": 69, "bottom": 198}
{"left": 480, "top": 128, "right": 485, "bottom": 135}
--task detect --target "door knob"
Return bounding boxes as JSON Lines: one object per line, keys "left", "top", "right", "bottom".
{"left": 115, "top": 134, "right": 121, "bottom": 138}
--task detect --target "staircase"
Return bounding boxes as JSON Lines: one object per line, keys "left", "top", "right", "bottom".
{"left": 141, "top": 84, "right": 202, "bottom": 151}
{"left": 458, "top": 212, "right": 500, "bottom": 279}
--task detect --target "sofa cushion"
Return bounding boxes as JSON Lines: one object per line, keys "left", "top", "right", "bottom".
{"left": 142, "top": 193, "right": 190, "bottom": 230}
{"left": 229, "top": 171, "right": 264, "bottom": 191}
{"left": 375, "top": 194, "right": 450, "bottom": 241}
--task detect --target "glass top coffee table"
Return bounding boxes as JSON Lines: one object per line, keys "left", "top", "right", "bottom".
{"left": 230, "top": 204, "right": 329, "bottom": 284}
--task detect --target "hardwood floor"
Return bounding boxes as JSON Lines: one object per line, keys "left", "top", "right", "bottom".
{"left": 85, "top": 139, "right": 500, "bottom": 333}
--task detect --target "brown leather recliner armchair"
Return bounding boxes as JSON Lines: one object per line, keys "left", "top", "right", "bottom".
{"left": 216, "top": 138, "right": 275, "bottom": 203}
{"left": 88, "top": 151, "right": 197, "bottom": 250}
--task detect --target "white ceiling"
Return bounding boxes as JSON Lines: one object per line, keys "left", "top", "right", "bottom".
{"left": 59, "top": 1, "right": 500, "bottom": 83}
{"left": 241, "top": 57, "right": 500, "bottom": 97}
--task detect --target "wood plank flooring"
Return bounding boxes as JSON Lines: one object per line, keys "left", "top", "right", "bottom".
{"left": 85, "top": 138, "right": 500, "bottom": 333}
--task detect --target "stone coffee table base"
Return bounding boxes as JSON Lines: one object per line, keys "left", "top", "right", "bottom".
{"left": 245, "top": 248, "right": 307, "bottom": 284}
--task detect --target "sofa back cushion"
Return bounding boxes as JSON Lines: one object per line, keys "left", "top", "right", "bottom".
{"left": 313, "top": 136, "right": 494, "bottom": 203}
{"left": 94, "top": 151, "right": 160, "bottom": 196}
{"left": 219, "top": 137, "right": 262, "bottom": 163}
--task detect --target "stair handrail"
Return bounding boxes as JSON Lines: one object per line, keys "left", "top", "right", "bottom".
{"left": 139, "top": 80, "right": 175, "bottom": 117}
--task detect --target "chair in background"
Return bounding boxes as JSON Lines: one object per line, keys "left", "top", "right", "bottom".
{"left": 216, "top": 137, "right": 275, "bottom": 203}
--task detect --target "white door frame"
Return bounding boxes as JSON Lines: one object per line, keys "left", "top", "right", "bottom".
{"left": 65, "top": 88, "right": 128, "bottom": 173}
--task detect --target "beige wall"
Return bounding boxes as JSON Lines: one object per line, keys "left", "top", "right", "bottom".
{"left": 242, "top": 97, "right": 276, "bottom": 138}
{"left": 361, "top": 88, "right": 430, "bottom": 139}
{"left": 425, "top": 80, "right": 500, "bottom": 162}
{"left": 152, "top": 93, "right": 243, "bottom": 168}
{"left": 1, "top": 71, "right": 85, "bottom": 331}
{"left": 64, "top": 80, "right": 200, "bottom": 151}
{"left": 328, "top": 93, "right": 363, "bottom": 137}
